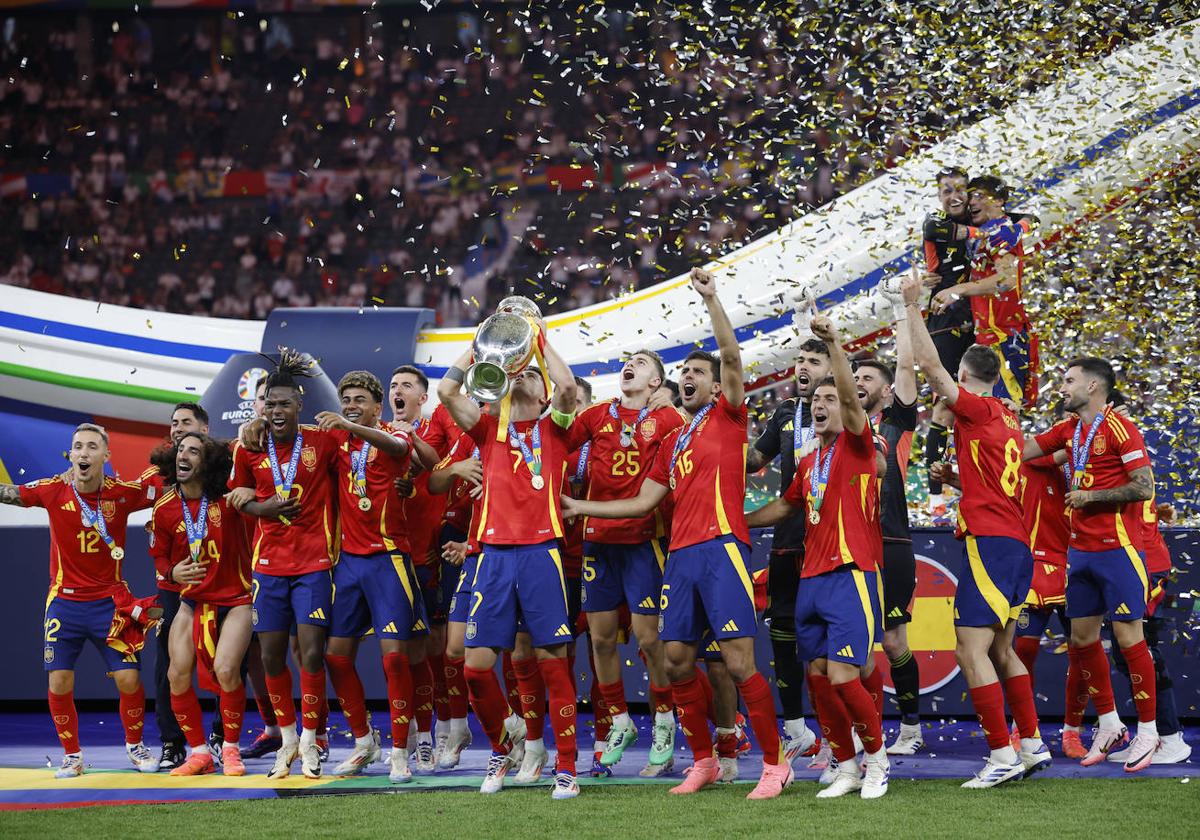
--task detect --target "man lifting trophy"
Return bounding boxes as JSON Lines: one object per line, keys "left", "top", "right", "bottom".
{"left": 465, "top": 296, "right": 548, "bottom": 403}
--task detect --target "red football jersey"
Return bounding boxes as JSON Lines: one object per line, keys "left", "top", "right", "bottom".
{"left": 20, "top": 475, "right": 152, "bottom": 601}
{"left": 229, "top": 425, "right": 340, "bottom": 576}
{"left": 646, "top": 395, "right": 750, "bottom": 551}
{"left": 436, "top": 434, "right": 479, "bottom": 531}
{"left": 567, "top": 400, "right": 683, "bottom": 544}
{"left": 949, "top": 388, "right": 1028, "bottom": 542}
{"left": 135, "top": 466, "right": 178, "bottom": 591}
{"left": 399, "top": 417, "right": 451, "bottom": 566}
{"left": 1033, "top": 409, "right": 1151, "bottom": 552}
{"left": 559, "top": 449, "right": 588, "bottom": 577}
{"left": 329, "top": 427, "right": 413, "bottom": 556}
{"left": 1022, "top": 456, "right": 1069, "bottom": 567}
{"left": 784, "top": 423, "right": 881, "bottom": 578}
{"left": 422, "top": 403, "right": 460, "bottom": 461}
{"left": 150, "top": 491, "right": 252, "bottom": 606}
{"left": 969, "top": 216, "right": 1029, "bottom": 339}
{"left": 468, "top": 412, "right": 571, "bottom": 546}
{"left": 1141, "top": 500, "right": 1172, "bottom": 575}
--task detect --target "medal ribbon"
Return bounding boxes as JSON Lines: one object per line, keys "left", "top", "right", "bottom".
{"left": 179, "top": 495, "right": 209, "bottom": 562}
{"left": 792, "top": 400, "right": 816, "bottom": 465}
{"left": 509, "top": 420, "right": 543, "bottom": 478}
{"left": 267, "top": 430, "right": 304, "bottom": 499}
{"left": 670, "top": 402, "right": 713, "bottom": 482}
{"left": 573, "top": 441, "right": 591, "bottom": 484}
{"left": 350, "top": 441, "right": 372, "bottom": 499}
{"left": 72, "top": 485, "right": 117, "bottom": 554}
{"left": 610, "top": 399, "right": 650, "bottom": 443}
{"left": 1070, "top": 409, "right": 1106, "bottom": 490}
{"left": 808, "top": 439, "right": 837, "bottom": 513}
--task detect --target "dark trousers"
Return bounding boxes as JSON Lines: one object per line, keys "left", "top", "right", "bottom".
{"left": 155, "top": 587, "right": 184, "bottom": 747}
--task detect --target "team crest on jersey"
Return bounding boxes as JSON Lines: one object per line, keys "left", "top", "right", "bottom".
{"left": 44, "top": 646, "right": 54, "bottom": 664}
{"left": 208, "top": 505, "right": 223, "bottom": 527}
{"left": 465, "top": 620, "right": 477, "bottom": 640}
{"left": 1016, "top": 609, "right": 1030, "bottom": 630}
{"left": 301, "top": 446, "right": 318, "bottom": 469}
{"left": 100, "top": 500, "right": 117, "bottom": 520}
{"left": 1092, "top": 436, "right": 1106, "bottom": 455}
{"left": 640, "top": 419, "right": 657, "bottom": 440}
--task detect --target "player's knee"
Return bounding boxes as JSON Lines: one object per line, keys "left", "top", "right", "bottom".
{"left": 47, "top": 671, "right": 73, "bottom": 694}
{"left": 112, "top": 670, "right": 141, "bottom": 693}
{"left": 214, "top": 662, "right": 240, "bottom": 690}
{"left": 167, "top": 666, "right": 190, "bottom": 692}
{"left": 882, "top": 633, "right": 907, "bottom": 660}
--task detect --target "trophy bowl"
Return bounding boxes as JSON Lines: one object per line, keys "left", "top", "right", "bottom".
{"left": 465, "top": 312, "right": 537, "bottom": 403}
{"left": 494, "top": 295, "right": 541, "bottom": 320}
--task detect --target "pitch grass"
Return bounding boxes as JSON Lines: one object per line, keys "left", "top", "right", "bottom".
{"left": 2, "top": 778, "right": 1194, "bottom": 839}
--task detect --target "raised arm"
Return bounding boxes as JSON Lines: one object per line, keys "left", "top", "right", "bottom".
{"left": 0, "top": 484, "right": 28, "bottom": 507}
{"left": 810, "top": 315, "right": 866, "bottom": 435}
{"left": 315, "top": 413, "right": 411, "bottom": 457}
{"left": 887, "top": 279, "right": 918, "bottom": 405}
{"left": 539, "top": 326, "right": 577, "bottom": 416}
{"left": 437, "top": 347, "right": 483, "bottom": 433}
{"left": 692, "top": 268, "right": 744, "bottom": 406}
{"left": 561, "top": 477, "right": 669, "bottom": 521}
{"left": 899, "top": 272, "right": 959, "bottom": 405}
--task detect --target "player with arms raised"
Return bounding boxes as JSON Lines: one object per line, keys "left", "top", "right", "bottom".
{"left": 563, "top": 268, "right": 789, "bottom": 800}
{"left": 897, "top": 274, "right": 1049, "bottom": 788}
{"left": 1, "top": 424, "right": 159, "bottom": 778}
{"left": 1022, "top": 358, "right": 1158, "bottom": 771}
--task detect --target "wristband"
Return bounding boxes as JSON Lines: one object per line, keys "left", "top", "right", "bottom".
{"left": 446, "top": 366, "right": 466, "bottom": 384}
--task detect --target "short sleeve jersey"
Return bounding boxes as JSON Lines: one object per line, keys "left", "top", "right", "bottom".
{"left": 784, "top": 423, "right": 881, "bottom": 578}
{"left": 968, "top": 215, "right": 1030, "bottom": 338}
{"left": 646, "top": 395, "right": 750, "bottom": 551}
{"left": 922, "top": 211, "right": 973, "bottom": 332}
{"left": 1033, "top": 409, "right": 1152, "bottom": 552}
{"left": 566, "top": 400, "right": 683, "bottom": 545}
{"left": 752, "top": 398, "right": 812, "bottom": 553}
{"left": 400, "top": 418, "right": 451, "bottom": 565}
{"left": 871, "top": 398, "right": 917, "bottom": 541}
{"left": 229, "top": 425, "right": 340, "bottom": 576}
{"left": 150, "top": 491, "right": 252, "bottom": 606}
{"left": 20, "top": 475, "right": 152, "bottom": 601}
{"left": 436, "top": 434, "right": 479, "bottom": 531}
{"left": 329, "top": 426, "right": 413, "bottom": 557}
{"left": 468, "top": 412, "right": 572, "bottom": 546}
{"left": 949, "top": 388, "right": 1028, "bottom": 543}
{"left": 1021, "top": 456, "right": 1069, "bottom": 566}
{"left": 1140, "top": 499, "right": 1171, "bottom": 576}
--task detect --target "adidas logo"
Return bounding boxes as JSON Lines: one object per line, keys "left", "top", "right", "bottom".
{"left": 639, "top": 597, "right": 657, "bottom": 609}
{"left": 309, "top": 608, "right": 327, "bottom": 620}
{"left": 837, "top": 645, "right": 855, "bottom": 658}
{"left": 61, "top": 501, "right": 77, "bottom": 512}
{"left": 1134, "top": 690, "right": 1150, "bottom": 701}
{"left": 1115, "top": 603, "right": 1131, "bottom": 615}
{"left": 888, "top": 607, "right": 904, "bottom": 618}
{"left": 414, "top": 620, "right": 428, "bottom": 631}
{"left": 599, "top": 423, "right": 615, "bottom": 433}
{"left": 721, "top": 620, "right": 739, "bottom": 633}
{"left": 382, "top": 622, "right": 397, "bottom": 634}
{"left": 554, "top": 624, "right": 572, "bottom": 637}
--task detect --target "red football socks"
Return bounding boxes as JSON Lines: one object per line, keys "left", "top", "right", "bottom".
{"left": 465, "top": 665, "right": 511, "bottom": 754}
{"left": 501, "top": 651, "right": 520, "bottom": 711}
{"left": 513, "top": 656, "right": 546, "bottom": 741}
{"left": 47, "top": 689, "right": 80, "bottom": 754}
{"left": 263, "top": 670, "right": 297, "bottom": 728}
{"left": 1014, "top": 635, "right": 1040, "bottom": 677}
{"left": 118, "top": 683, "right": 146, "bottom": 744}
{"left": 598, "top": 680, "right": 628, "bottom": 719}
{"left": 591, "top": 678, "right": 612, "bottom": 743}
{"left": 1064, "top": 646, "right": 1088, "bottom": 728}
{"left": 539, "top": 657, "right": 578, "bottom": 775}
{"left": 671, "top": 675, "right": 714, "bottom": 761}
{"left": 430, "top": 652, "right": 451, "bottom": 725}
{"left": 862, "top": 666, "right": 885, "bottom": 722}
{"left": 219, "top": 684, "right": 245, "bottom": 745}
{"left": 444, "top": 655, "right": 469, "bottom": 720}
{"left": 170, "top": 687, "right": 206, "bottom": 749}
{"left": 383, "top": 652, "right": 413, "bottom": 748}
{"left": 410, "top": 658, "right": 435, "bottom": 732}
{"left": 809, "top": 672, "right": 855, "bottom": 762}
{"left": 1078, "top": 640, "right": 1116, "bottom": 715}
{"left": 650, "top": 684, "right": 674, "bottom": 716}
{"left": 835, "top": 678, "right": 884, "bottom": 755}
{"left": 299, "top": 668, "right": 325, "bottom": 732}
{"left": 737, "top": 672, "right": 783, "bottom": 765}
{"left": 694, "top": 665, "right": 717, "bottom": 723}
{"left": 325, "top": 654, "right": 370, "bottom": 738}
{"left": 1003, "top": 673, "right": 1041, "bottom": 740}
{"left": 1120, "top": 640, "right": 1158, "bottom": 724}
{"left": 969, "top": 681, "right": 1010, "bottom": 751}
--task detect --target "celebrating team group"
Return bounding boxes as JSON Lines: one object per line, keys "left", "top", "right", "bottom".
{"left": 1, "top": 168, "right": 1186, "bottom": 801}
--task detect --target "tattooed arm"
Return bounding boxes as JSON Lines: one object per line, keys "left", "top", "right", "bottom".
{"left": 1065, "top": 466, "right": 1154, "bottom": 508}
{"left": 0, "top": 484, "right": 28, "bottom": 506}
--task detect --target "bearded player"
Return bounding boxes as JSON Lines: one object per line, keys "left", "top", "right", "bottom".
{"left": 317, "top": 371, "right": 431, "bottom": 782}
{"left": 150, "top": 432, "right": 253, "bottom": 777}
{"left": 898, "top": 274, "right": 1050, "bottom": 788}
{"left": 1022, "top": 358, "right": 1158, "bottom": 771}
{"left": 565, "top": 350, "right": 683, "bottom": 775}
{"left": 2, "top": 424, "right": 160, "bottom": 778}
{"left": 437, "top": 319, "right": 581, "bottom": 800}
{"left": 562, "top": 268, "right": 789, "bottom": 800}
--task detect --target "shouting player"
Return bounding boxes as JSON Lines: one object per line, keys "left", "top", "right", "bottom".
{"left": 2, "top": 424, "right": 159, "bottom": 778}
{"left": 746, "top": 315, "right": 891, "bottom": 800}
{"left": 745, "top": 334, "right": 828, "bottom": 762}
{"left": 318, "top": 371, "right": 430, "bottom": 782}
{"left": 562, "top": 268, "right": 789, "bottom": 800}
{"left": 1022, "top": 358, "right": 1158, "bottom": 771}
{"left": 150, "top": 432, "right": 253, "bottom": 777}
{"left": 565, "top": 350, "right": 683, "bottom": 775}
{"left": 898, "top": 274, "right": 1050, "bottom": 788}
{"left": 229, "top": 351, "right": 341, "bottom": 779}
{"left": 437, "top": 322, "right": 581, "bottom": 800}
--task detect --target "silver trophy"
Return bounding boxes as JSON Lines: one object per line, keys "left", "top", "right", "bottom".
{"left": 465, "top": 312, "right": 538, "bottom": 403}
{"left": 495, "top": 295, "right": 541, "bottom": 319}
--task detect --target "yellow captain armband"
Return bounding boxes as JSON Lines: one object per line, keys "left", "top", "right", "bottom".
{"left": 550, "top": 407, "right": 575, "bottom": 430}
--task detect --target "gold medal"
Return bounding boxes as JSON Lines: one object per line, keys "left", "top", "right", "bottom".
{"left": 358, "top": 496, "right": 373, "bottom": 512}
{"left": 669, "top": 475, "right": 677, "bottom": 490}
{"left": 808, "top": 509, "right": 820, "bottom": 525}
{"left": 531, "top": 474, "right": 545, "bottom": 490}
{"left": 111, "top": 546, "right": 125, "bottom": 560}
